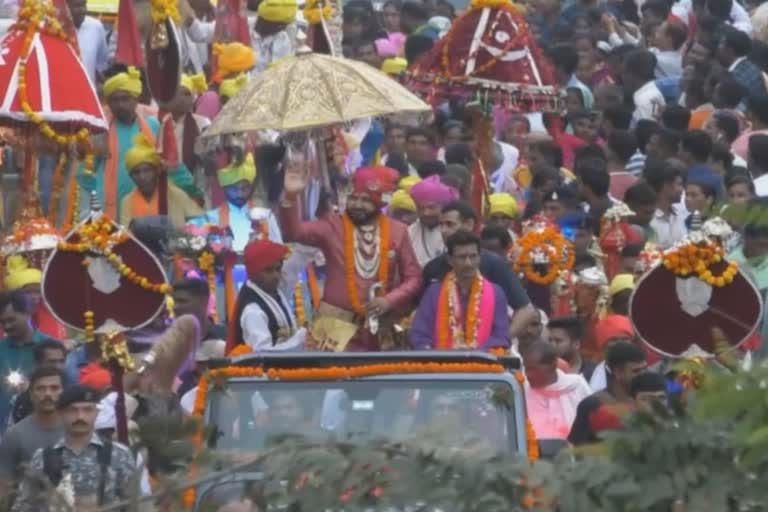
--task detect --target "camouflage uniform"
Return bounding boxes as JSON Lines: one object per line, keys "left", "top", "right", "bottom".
{"left": 11, "top": 434, "right": 137, "bottom": 512}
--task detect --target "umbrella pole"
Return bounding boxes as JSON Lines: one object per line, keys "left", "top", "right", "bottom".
{"left": 316, "top": 136, "right": 333, "bottom": 193}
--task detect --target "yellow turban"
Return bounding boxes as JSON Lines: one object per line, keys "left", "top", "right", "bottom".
{"left": 382, "top": 58, "right": 408, "bottom": 75}
{"left": 488, "top": 193, "right": 518, "bottom": 218}
{"left": 125, "top": 133, "right": 161, "bottom": 172}
{"left": 219, "top": 74, "right": 248, "bottom": 99}
{"left": 398, "top": 176, "right": 421, "bottom": 193}
{"left": 4, "top": 255, "right": 42, "bottom": 291}
{"left": 180, "top": 73, "right": 208, "bottom": 95}
{"left": 258, "top": 0, "right": 298, "bottom": 24}
{"left": 103, "top": 66, "right": 143, "bottom": 98}
{"left": 213, "top": 42, "right": 257, "bottom": 82}
{"left": 390, "top": 190, "right": 416, "bottom": 212}
{"left": 218, "top": 153, "right": 257, "bottom": 187}
{"left": 609, "top": 273, "right": 635, "bottom": 296}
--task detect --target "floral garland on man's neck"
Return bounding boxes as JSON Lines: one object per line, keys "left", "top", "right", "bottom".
{"left": 342, "top": 214, "right": 390, "bottom": 316}
{"left": 436, "top": 271, "right": 484, "bottom": 348}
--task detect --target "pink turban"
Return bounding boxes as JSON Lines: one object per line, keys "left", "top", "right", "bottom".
{"left": 410, "top": 175, "right": 459, "bottom": 207}
{"left": 375, "top": 33, "right": 406, "bottom": 57}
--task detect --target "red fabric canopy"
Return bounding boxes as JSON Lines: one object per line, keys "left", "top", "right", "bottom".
{"left": 0, "top": 29, "right": 106, "bottom": 131}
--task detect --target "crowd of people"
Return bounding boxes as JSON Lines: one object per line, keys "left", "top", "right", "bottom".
{"left": 0, "top": 0, "right": 766, "bottom": 509}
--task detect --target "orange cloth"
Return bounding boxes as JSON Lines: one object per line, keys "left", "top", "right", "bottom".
{"left": 688, "top": 109, "right": 713, "bottom": 130}
{"left": 594, "top": 314, "right": 634, "bottom": 350}
{"left": 128, "top": 188, "right": 159, "bottom": 218}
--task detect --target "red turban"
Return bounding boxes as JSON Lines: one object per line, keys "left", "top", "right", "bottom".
{"left": 79, "top": 362, "right": 113, "bottom": 392}
{"left": 594, "top": 314, "right": 634, "bottom": 350}
{"left": 352, "top": 166, "right": 400, "bottom": 206}
{"left": 244, "top": 239, "right": 289, "bottom": 276}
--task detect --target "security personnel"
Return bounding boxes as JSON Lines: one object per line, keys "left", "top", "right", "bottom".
{"left": 12, "top": 386, "right": 137, "bottom": 511}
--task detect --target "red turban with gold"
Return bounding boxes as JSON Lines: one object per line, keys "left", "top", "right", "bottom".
{"left": 352, "top": 166, "right": 400, "bottom": 206}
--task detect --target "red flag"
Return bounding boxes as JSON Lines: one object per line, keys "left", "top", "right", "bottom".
{"left": 115, "top": 0, "right": 145, "bottom": 68}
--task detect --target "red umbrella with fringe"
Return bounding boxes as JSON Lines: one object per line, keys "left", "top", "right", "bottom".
{"left": 0, "top": 0, "right": 107, "bottom": 224}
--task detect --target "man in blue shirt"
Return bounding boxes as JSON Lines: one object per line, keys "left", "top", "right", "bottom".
{"left": 0, "top": 291, "right": 58, "bottom": 432}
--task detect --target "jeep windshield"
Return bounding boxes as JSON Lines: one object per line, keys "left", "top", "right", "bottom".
{"left": 204, "top": 376, "right": 522, "bottom": 454}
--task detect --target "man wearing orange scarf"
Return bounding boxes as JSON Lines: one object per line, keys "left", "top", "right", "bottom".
{"left": 409, "top": 230, "right": 509, "bottom": 350}
{"left": 78, "top": 67, "right": 197, "bottom": 220}
{"left": 119, "top": 134, "right": 203, "bottom": 229}
{"left": 280, "top": 164, "right": 422, "bottom": 352}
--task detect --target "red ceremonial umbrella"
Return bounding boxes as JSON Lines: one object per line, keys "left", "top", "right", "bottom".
{"left": 0, "top": 29, "right": 106, "bottom": 131}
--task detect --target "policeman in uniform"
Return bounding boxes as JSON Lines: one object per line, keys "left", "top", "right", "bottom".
{"left": 12, "top": 386, "right": 137, "bottom": 511}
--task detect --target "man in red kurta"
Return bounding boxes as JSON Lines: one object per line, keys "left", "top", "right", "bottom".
{"left": 280, "top": 164, "right": 422, "bottom": 351}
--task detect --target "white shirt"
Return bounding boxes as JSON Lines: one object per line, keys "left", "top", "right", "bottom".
{"left": 589, "top": 361, "right": 607, "bottom": 392}
{"left": 408, "top": 220, "right": 444, "bottom": 268}
{"left": 632, "top": 81, "right": 665, "bottom": 124}
{"left": 76, "top": 16, "right": 109, "bottom": 83}
{"left": 650, "top": 48, "right": 682, "bottom": 79}
{"left": 241, "top": 281, "right": 306, "bottom": 351}
{"left": 650, "top": 206, "right": 688, "bottom": 249}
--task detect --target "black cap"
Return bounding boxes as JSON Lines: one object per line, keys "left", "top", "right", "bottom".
{"left": 57, "top": 385, "right": 101, "bottom": 409}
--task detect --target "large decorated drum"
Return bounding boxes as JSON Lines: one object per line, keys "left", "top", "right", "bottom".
{"left": 630, "top": 219, "right": 763, "bottom": 358}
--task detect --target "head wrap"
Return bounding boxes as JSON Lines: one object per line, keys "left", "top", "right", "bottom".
{"left": 219, "top": 74, "right": 249, "bottom": 99}
{"left": 609, "top": 273, "right": 635, "bottom": 296}
{"left": 57, "top": 385, "right": 101, "bottom": 409}
{"left": 244, "top": 239, "right": 290, "bottom": 276}
{"left": 390, "top": 190, "right": 416, "bottom": 212}
{"left": 594, "top": 314, "right": 634, "bottom": 350}
{"left": 381, "top": 58, "right": 408, "bottom": 75}
{"left": 180, "top": 73, "right": 208, "bottom": 95}
{"left": 398, "top": 176, "right": 421, "bottom": 193}
{"left": 258, "top": 0, "right": 298, "bottom": 24}
{"left": 103, "top": 66, "right": 143, "bottom": 98}
{"left": 218, "top": 153, "right": 257, "bottom": 187}
{"left": 410, "top": 175, "right": 459, "bottom": 207}
{"left": 125, "top": 133, "right": 162, "bottom": 172}
{"left": 352, "top": 166, "right": 400, "bottom": 206}
{"left": 375, "top": 34, "right": 406, "bottom": 57}
{"left": 4, "top": 255, "right": 41, "bottom": 290}
{"left": 488, "top": 192, "right": 518, "bottom": 218}
{"left": 213, "top": 43, "right": 257, "bottom": 82}
{"left": 79, "top": 363, "right": 113, "bottom": 392}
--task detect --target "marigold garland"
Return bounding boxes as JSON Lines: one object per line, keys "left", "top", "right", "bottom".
{"left": 83, "top": 310, "right": 95, "bottom": 342}
{"left": 662, "top": 240, "right": 738, "bottom": 288}
{"left": 342, "top": 214, "right": 390, "bottom": 316}
{"left": 149, "top": 0, "right": 180, "bottom": 23}
{"left": 514, "top": 226, "right": 573, "bottom": 286}
{"left": 514, "top": 371, "right": 539, "bottom": 461}
{"left": 58, "top": 215, "right": 172, "bottom": 295}
{"left": 294, "top": 282, "right": 306, "bottom": 326}
{"left": 436, "top": 271, "right": 483, "bottom": 348}
{"left": 197, "top": 250, "right": 218, "bottom": 322}
{"left": 15, "top": 0, "right": 95, "bottom": 175}
{"left": 47, "top": 153, "right": 68, "bottom": 224}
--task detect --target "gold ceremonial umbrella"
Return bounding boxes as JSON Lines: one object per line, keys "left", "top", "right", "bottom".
{"left": 202, "top": 48, "right": 431, "bottom": 137}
